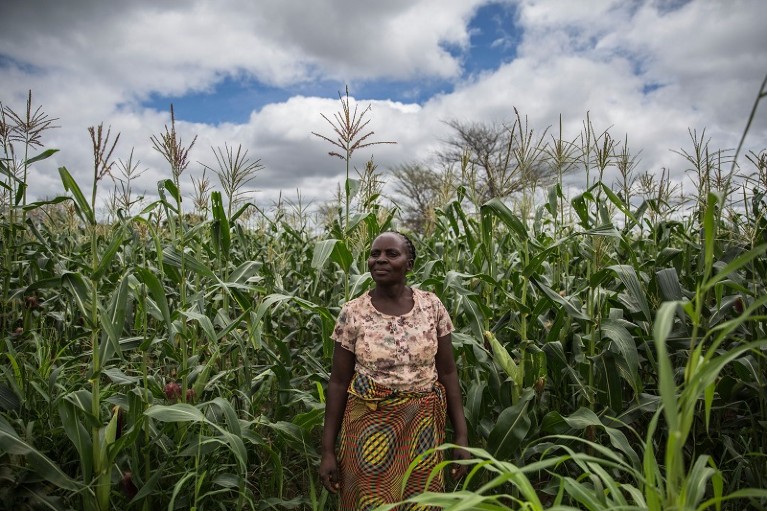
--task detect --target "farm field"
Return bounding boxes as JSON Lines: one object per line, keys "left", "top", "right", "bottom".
{"left": 1, "top": 90, "right": 767, "bottom": 511}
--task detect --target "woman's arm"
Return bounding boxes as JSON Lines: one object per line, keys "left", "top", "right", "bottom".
{"left": 319, "top": 341, "right": 356, "bottom": 493}
{"left": 435, "top": 332, "right": 470, "bottom": 479}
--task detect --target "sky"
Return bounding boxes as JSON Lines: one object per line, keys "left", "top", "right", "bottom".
{"left": 1, "top": 0, "right": 766, "bottom": 218}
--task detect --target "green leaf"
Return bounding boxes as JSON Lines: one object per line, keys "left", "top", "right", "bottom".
{"left": 181, "top": 309, "right": 217, "bottom": 344}
{"left": 547, "top": 183, "right": 560, "bottom": 218}
{"left": 642, "top": 411, "right": 663, "bottom": 508}
{"left": 484, "top": 331, "right": 519, "bottom": 388}
{"left": 102, "top": 367, "right": 140, "bottom": 385}
{"left": 230, "top": 201, "right": 261, "bottom": 223}
{"left": 58, "top": 400, "right": 93, "bottom": 481}
{"left": 136, "top": 267, "right": 171, "bottom": 328}
{"left": 704, "top": 381, "right": 715, "bottom": 432}
{"left": 312, "top": 239, "right": 353, "bottom": 272}
{"left": 564, "top": 477, "right": 607, "bottom": 509}
{"left": 0, "top": 383, "right": 20, "bottom": 412}
{"left": 532, "top": 277, "right": 589, "bottom": 320}
{"left": 162, "top": 246, "right": 217, "bottom": 279}
{"left": 653, "top": 301, "right": 682, "bottom": 433}
{"left": 162, "top": 178, "right": 181, "bottom": 202}
{"left": 21, "top": 194, "right": 71, "bottom": 212}
{"left": 211, "top": 191, "right": 231, "bottom": 259}
{"left": 192, "top": 349, "right": 221, "bottom": 397}
{"left": 458, "top": 294, "right": 486, "bottom": 341}
{"left": 702, "top": 192, "right": 719, "bottom": 279}
{"left": 486, "top": 389, "right": 534, "bottom": 459}
{"left": 0, "top": 158, "right": 21, "bottom": 185}
{"left": 214, "top": 429, "right": 249, "bottom": 473}
{"left": 253, "top": 293, "right": 294, "bottom": 326}
{"left": 13, "top": 180, "right": 24, "bottom": 205}
{"left": 346, "top": 211, "right": 378, "bottom": 234}
{"left": 61, "top": 272, "right": 93, "bottom": 324}
{"left": 145, "top": 403, "right": 205, "bottom": 423}
{"left": 349, "top": 273, "right": 373, "bottom": 298}
{"left": 685, "top": 455, "right": 715, "bottom": 508}
{"left": 481, "top": 198, "right": 528, "bottom": 241}
{"left": 609, "top": 265, "right": 651, "bottom": 323}
{"left": 702, "top": 243, "right": 767, "bottom": 292}
{"left": 25, "top": 148, "right": 59, "bottom": 165}
{"left": 0, "top": 416, "right": 81, "bottom": 491}
{"left": 465, "top": 380, "right": 486, "bottom": 430}
{"left": 59, "top": 166, "right": 94, "bottom": 225}
{"left": 129, "top": 462, "right": 165, "bottom": 503}
{"left": 601, "top": 318, "right": 641, "bottom": 392}
{"left": 571, "top": 192, "right": 592, "bottom": 228}
{"left": 600, "top": 181, "right": 639, "bottom": 226}
{"left": 542, "top": 341, "right": 590, "bottom": 400}
{"left": 229, "top": 260, "right": 262, "bottom": 284}
{"left": 104, "top": 406, "right": 120, "bottom": 447}
{"left": 345, "top": 177, "right": 360, "bottom": 202}
{"left": 697, "top": 489, "right": 767, "bottom": 511}
{"left": 93, "top": 225, "right": 126, "bottom": 281}
{"left": 311, "top": 239, "right": 336, "bottom": 270}
{"left": 63, "top": 389, "right": 98, "bottom": 426}
{"left": 169, "top": 471, "right": 196, "bottom": 510}
{"left": 209, "top": 398, "right": 243, "bottom": 436}
{"left": 99, "top": 273, "right": 132, "bottom": 362}
{"left": 597, "top": 352, "right": 624, "bottom": 411}
{"left": 656, "top": 268, "right": 684, "bottom": 301}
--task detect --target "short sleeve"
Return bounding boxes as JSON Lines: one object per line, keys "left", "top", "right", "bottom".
{"left": 331, "top": 302, "right": 357, "bottom": 352}
{"left": 434, "top": 295, "right": 454, "bottom": 337}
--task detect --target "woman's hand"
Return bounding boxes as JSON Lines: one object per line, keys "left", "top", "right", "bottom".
{"left": 449, "top": 443, "right": 471, "bottom": 481}
{"left": 320, "top": 342, "right": 354, "bottom": 494}
{"left": 436, "top": 332, "right": 472, "bottom": 482}
{"left": 319, "top": 452, "right": 341, "bottom": 493}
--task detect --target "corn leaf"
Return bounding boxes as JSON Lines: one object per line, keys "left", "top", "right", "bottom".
{"left": 145, "top": 403, "right": 205, "bottom": 423}
{"left": 59, "top": 166, "right": 94, "bottom": 225}
{"left": 0, "top": 416, "right": 81, "bottom": 491}
{"left": 486, "top": 389, "right": 534, "bottom": 460}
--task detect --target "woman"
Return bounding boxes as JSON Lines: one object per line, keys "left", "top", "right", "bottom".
{"left": 319, "top": 231, "right": 469, "bottom": 509}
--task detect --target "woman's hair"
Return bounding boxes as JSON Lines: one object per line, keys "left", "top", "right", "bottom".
{"left": 387, "top": 230, "right": 416, "bottom": 264}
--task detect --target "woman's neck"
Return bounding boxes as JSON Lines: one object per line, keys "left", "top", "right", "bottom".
{"left": 371, "top": 283, "right": 410, "bottom": 300}
{"left": 369, "top": 284, "right": 414, "bottom": 316}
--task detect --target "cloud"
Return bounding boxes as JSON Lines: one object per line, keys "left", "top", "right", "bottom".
{"left": 1, "top": 0, "right": 765, "bottom": 214}
{"left": 0, "top": 0, "right": 485, "bottom": 96}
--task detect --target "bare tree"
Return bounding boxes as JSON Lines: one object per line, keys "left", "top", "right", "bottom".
{"left": 441, "top": 119, "right": 512, "bottom": 202}
{"left": 391, "top": 163, "right": 442, "bottom": 233}
{"left": 390, "top": 161, "right": 458, "bottom": 234}
{"left": 439, "top": 110, "right": 554, "bottom": 203}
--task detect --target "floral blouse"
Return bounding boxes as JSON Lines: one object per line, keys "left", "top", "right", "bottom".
{"left": 332, "top": 288, "right": 454, "bottom": 392}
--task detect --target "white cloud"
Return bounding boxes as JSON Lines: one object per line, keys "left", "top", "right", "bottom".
{"left": 1, "top": 0, "right": 766, "bottom": 214}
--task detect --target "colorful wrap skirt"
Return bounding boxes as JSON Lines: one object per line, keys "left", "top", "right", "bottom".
{"left": 337, "top": 372, "right": 447, "bottom": 510}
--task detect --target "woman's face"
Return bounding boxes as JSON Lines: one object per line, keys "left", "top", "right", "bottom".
{"left": 368, "top": 233, "right": 412, "bottom": 286}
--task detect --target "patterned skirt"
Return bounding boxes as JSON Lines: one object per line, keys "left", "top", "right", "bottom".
{"left": 337, "top": 373, "right": 447, "bottom": 511}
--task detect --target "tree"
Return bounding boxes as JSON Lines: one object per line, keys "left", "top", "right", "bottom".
{"left": 390, "top": 162, "right": 456, "bottom": 234}
{"left": 440, "top": 110, "right": 555, "bottom": 203}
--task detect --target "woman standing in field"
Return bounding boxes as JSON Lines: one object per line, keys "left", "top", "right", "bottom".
{"left": 319, "top": 231, "right": 470, "bottom": 509}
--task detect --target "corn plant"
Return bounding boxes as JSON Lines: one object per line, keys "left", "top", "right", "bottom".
{"left": 1, "top": 86, "right": 767, "bottom": 511}
{"left": 383, "top": 191, "right": 767, "bottom": 511}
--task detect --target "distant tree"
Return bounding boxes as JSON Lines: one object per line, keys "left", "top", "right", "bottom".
{"left": 440, "top": 110, "right": 556, "bottom": 203}
{"left": 390, "top": 162, "right": 456, "bottom": 234}
{"left": 441, "top": 120, "right": 512, "bottom": 203}
{"left": 392, "top": 111, "right": 580, "bottom": 229}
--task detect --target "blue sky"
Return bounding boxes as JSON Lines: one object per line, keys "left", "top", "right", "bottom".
{"left": 0, "top": 0, "right": 765, "bottom": 213}
{"left": 143, "top": 2, "right": 522, "bottom": 124}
